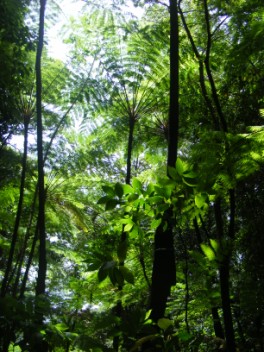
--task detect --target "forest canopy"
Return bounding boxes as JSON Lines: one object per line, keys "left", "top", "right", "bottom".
{"left": 0, "top": 0, "right": 264, "bottom": 351}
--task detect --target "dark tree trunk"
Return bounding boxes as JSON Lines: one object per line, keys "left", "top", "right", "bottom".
{"left": 219, "top": 260, "right": 236, "bottom": 351}
{"left": 113, "top": 114, "right": 135, "bottom": 350}
{"left": 20, "top": 222, "right": 38, "bottom": 298}
{"left": 35, "top": 0, "right": 47, "bottom": 297}
{"left": 214, "top": 200, "right": 236, "bottom": 351}
{"left": 212, "top": 307, "right": 225, "bottom": 339}
{"left": 1, "top": 119, "right": 29, "bottom": 297}
{"left": 149, "top": 0, "right": 178, "bottom": 322}
{"left": 125, "top": 115, "right": 135, "bottom": 185}
{"left": 167, "top": 0, "right": 179, "bottom": 168}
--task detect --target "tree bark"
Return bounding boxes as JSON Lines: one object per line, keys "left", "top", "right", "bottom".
{"left": 149, "top": 0, "right": 178, "bottom": 322}
{"left": 214, "top": 200, "right": 236, "bottom": 351}
{"left": 35, "top": 0, "right": 47, "bottom": 297}
{"left": 1, "top": 118, "right": 29, "bottom": 297}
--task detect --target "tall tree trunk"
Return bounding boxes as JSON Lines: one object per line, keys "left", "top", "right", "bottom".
{"left": 20, "top": 220, "right": 38, "bottom": 298}
{"left": 150, "top": 0, "right": 178, "bottom": 321}
{"left": 35, "top": 0, "right": 47, "bottom": 297}
{"left": 214, "top": 199, "right": 236, "bottom": 351}
{"left": 125, "top": 115, "right": 135, "bottom": 185}
{"left": 113, "top": 114, "right": 135, "bottom": 351}
{"left": 180, "top": 1, "right": 236, "bottom": 347}
{"left": 1, "top": 117, "right": 29, "bottom": 297}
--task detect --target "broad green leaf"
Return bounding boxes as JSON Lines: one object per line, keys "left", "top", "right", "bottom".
{"left": 145, "top": 310, "right": 152, "bottom": 321}
{"left": 195, "top": 193, "right": 208, "bottom": 208}
{"left": 128, "top": 193, "right": 139, "bottom": 202}
{"left": 201, "top": 243, "right": 215, "bottom": 261}
{"left": 55, "top": 323, "right": 68, "bottom": 332}
{"left": 157, "top": 318, "right": 173, "bottom": 331}
{"left": 176, "top": 158, "right": 184, "bottom": 175}
{"left": 98, "top": 261, "right": 116, "bottom": 282}
{"left": 119, "top": 266, "right": 134, "bottom": 284}
{"left": 119, "top": 217, "right": 134, "bottom": 225}
{"left": 150, "top": 218, "right": 162, "bottom": 229}
{"left": 102, "top": 185, "right": 115, "bottom": 196}
{"left": 168, "top": 166, "right": 178, "bottom": 180}
{"left": 124, "top": 222, "right": 134, "bottom": 232}
{"left": 115, "top": 182, "right": 124, "bottom": 198}
{"left": 130, "top": 225, "right": 139, "bottom": 238}
{"left": 209, "top": 238, "right": 219, "bottom": 252}
{"left": 97, "top": 195, "right": 110, "bottom": 204}
{"left": 148, "top": 196, "right": 163, "bottom": 204}
{"left": 146, "top": 183, "right": 155, "bottom": 195}
{"left": 98, "top": 267, "right": 108, "bottom": 282}
{"left": 122, "top": 184, "right": 134, "bottom": 194}
{"left": 132, "top": 178, "right": 142, "bottom": 191}
{"left": 105, "top": 199, "right": 119, "bottom": 210}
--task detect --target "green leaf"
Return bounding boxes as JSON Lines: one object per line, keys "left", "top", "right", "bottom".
{"left": 130, "top": 225, "right": 139, "bottom": 238}
{"left": 182, "top": 170, "right": 197, "bottom": 178}
{"left": 115, "top": 182, "right": 124, "bottom": 198}
{"left": 98, "top": 261, "right": 116, "bottom": 282}
{"left": 176, "top": 158, "right": 184, "bottom": 175}
{"left": 97, "top": 195, "right": 110, "bottom": 204}
{"left": 119, "top": 266, "right": 134, "bottom": 284}
{"left": 195, "top": 193, "right": 208, "bottom": 208}
{"left": 98, "top": 268, "right": 108, "bottom": 283}
{"left": 168, "top": 166, "right": 178, "bottom": 180}
{"left": 144, "top": 310, "right": 152, "bottom": 321}
{"left": 157, "top": 318, "right": 173, "bottom": 331}
{"left": 124, "top": 222, "right": 134, "bottom": 232}
{"left": 146, "top": 183, "right": 155, "bottom": 195}
{"left": 105, "top": 199, "right": 119, "bottom": 210}
{"left": 148, "top": 196, "right": 163, "bottom": 204}
{"left": 55, "top": 323, "right": 68, "bottom": 332}
{"left": 209, "top": 238, "right": 219, "bottom": 252}
{"left": 150, "top": 218, "right": 162, "bottom": 229}
{"left": 132, "top": 178, "right": 142, "bottom": 191}
{"left": 201, "top": 243, "right": 215, "bottom": 261}
{"left": 102, "top": 185, "right": 115, "bottom": 196}
{"left": 122, "top": 184, "right": 134, "bottom": 194}
{"left": 128, "top": 193, "right": 139, "bottom": 202}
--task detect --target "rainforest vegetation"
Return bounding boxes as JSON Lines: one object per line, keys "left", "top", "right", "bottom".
{"left": 0, "top": 0, "right": 264, "bottom": 351}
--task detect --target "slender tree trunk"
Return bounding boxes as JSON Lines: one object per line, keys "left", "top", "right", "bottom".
{"left": 113, "top": 114, "right": 135, "bottom": 350}
{"left": 167, "top": 0, "right": 179, "bottom": 168}
{"left": 150, "top": 0, "right": 178, "bottom": 321}
{"left": 214, "top": 200, "right": 236, "bottom": 351}
{"left": 20, "top": 222, "right": 38, "bottom": 298}
{"left": 211, "top": 307, "right": 225, "bottom": 339}
{"left": 35, "top": 0, "right": 47, "bottom": 297}
{"left": 125, "top": 115, "right": 135, "bottom": 185}
{"left": 1, "top": 118, "right": 29, "bottom": 297}
{"left": 219, "top": 259, "right": 236, "bottom": 351}
{"left": 180, "top": 1, "right": 236, "bottom": 347}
